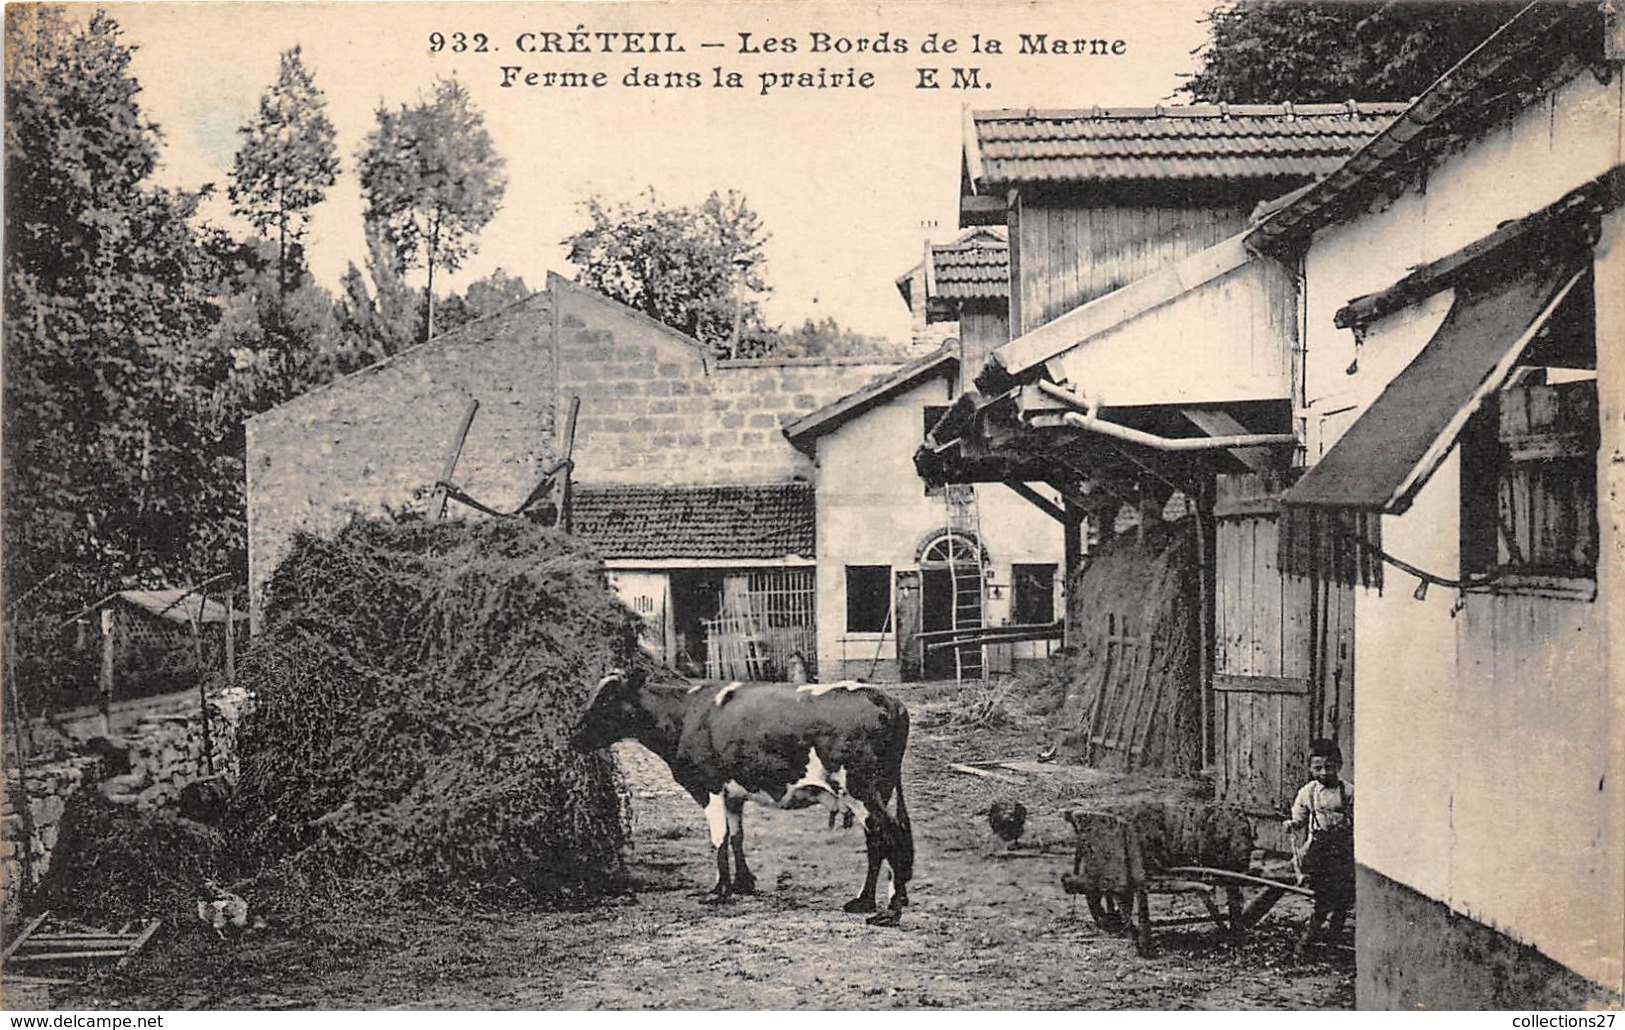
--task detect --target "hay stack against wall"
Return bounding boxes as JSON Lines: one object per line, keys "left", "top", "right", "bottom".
{"left": 233, "top": 517, "right": 640, "bottom": 897}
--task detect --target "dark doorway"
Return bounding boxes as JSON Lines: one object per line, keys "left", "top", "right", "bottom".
{"left": 668, "top": 570, "right": 723, "bottom": 677}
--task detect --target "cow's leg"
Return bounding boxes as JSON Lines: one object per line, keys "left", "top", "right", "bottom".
{"left": 725, "top": 795, "right": 757, "bottom": 895}
{"left": 841, "top": 797, "right": 881, "bottom": 914}
{"left": 700, "top": 792, "right": 734, "bottom": 904}
{"left": 858, "top": 792, "right": 910, "bottom": 927}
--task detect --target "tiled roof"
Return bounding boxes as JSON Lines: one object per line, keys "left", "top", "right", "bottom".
{"left": 934, "top": 237, "right": 1010, "bottom": 300}
{"left": 571, "top": 483, "right": 814, "bottom": 560}
{"left": 965, "top": 103, "right": 1408, "bottom": 189}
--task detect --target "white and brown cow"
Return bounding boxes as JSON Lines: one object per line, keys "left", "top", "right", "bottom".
{"left": 570, "top": 668, "right": 914, "bottom": 925}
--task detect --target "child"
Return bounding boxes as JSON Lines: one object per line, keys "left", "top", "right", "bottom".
{"left": 1283, "top": 738, "right": 1354, "bottom": 957}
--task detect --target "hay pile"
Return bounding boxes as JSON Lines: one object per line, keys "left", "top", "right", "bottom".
{"left": 230, "top": 516, "right": 641, "bottom": 900}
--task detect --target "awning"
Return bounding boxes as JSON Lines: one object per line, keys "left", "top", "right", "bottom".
{"left": 1283, "top": 258, "right": 1587, "bottom": 515}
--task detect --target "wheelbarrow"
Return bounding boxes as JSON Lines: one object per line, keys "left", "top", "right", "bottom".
{"left": 1060, "top": 805, "right": 1314, "bottom": 955}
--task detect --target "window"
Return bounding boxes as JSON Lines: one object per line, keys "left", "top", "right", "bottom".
{"left": 1461, "top": 277, "right": 1597, "bottom": 586}
{"left": 1011, "top": 564, "right": 1056, "bottom": 624}
{"left": 845, "top": 565, "right": 892, "bottom": 633}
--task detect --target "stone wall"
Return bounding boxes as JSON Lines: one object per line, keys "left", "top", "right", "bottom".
{"left": 551, "top": 275, "right": 896, "bottom": 486}
{"left": 246, "top": 295, "right": 557, "bottom": 622}
{"left": 1, "top": 688, "right": 252, "bottom": 921}
{"left": 247, "top": 275, "right": 902, "bottom": 620}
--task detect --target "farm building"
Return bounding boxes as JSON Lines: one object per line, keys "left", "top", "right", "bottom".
{"left": 784, "top": 346, "right": 1062, "bottom": 682}
{"left": 922, "top": 100, "right": 1401, "bottom": 780}
{"left": 958, "top": 101, "right": 1406, "bottom": 339}
{"left": 245, "top": 273, "right": 898, "bottom": 679}
{"left": 1250, "top": 4, "right": 1623, "bottom": 1006}
{"left": 921, "top": 0, "right": 1622, "bottom": 1008}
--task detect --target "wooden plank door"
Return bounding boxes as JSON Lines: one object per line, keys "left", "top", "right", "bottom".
{"left": 894, "top": 569, "right": 923, "bottom": 681}
{"left": 1212, "top": 474, "right": 1355, "bottom": 852}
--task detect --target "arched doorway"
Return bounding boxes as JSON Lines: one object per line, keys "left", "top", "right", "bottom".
{"left": 917, "top": 530, "right": 985, "bottom": 680}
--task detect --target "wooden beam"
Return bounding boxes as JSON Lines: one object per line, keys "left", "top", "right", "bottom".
{"left": 1212, "top": 673, "right": 1309, "bottom": 695}
{"left": 428, "top": 397, "right": 480, "bottom": 522}
{"left": 1335, "top": 168, "right": 1620, "bottom": 328}
{"left": 1003, "top": 481, "right": 1066, "bottom": 523}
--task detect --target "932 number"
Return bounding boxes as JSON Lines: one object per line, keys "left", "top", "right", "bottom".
{"left": 429, "top": 32, "right": 490, "bottom": 53}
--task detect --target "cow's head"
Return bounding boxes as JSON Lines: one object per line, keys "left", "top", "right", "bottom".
{"left": 569, "top": 668, "right": 646, "bottom": 752}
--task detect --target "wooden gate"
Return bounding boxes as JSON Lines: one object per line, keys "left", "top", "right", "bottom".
{"left": 1078, "top": 610, "right": 1163, "bottom": 767}
{"left": 1212, "top": 475, "right": 1354, "bottom": 848}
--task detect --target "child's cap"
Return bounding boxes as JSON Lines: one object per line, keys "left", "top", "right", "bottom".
{"left": 1309, "top": 738, "right": 1343, "bottom": 764}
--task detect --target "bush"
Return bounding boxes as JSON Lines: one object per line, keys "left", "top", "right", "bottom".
{"left": 229, "top": 516, "right": 641, "bottom": 900}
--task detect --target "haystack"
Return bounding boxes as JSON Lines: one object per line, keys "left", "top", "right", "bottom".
{"left": 231, "top": 516, "right": 640, "bottom": 899}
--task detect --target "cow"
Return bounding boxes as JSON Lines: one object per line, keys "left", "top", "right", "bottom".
{"left": 570, "top": 667, "right": 914, "bottom": 926}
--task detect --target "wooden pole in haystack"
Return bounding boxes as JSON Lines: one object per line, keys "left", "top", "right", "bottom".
{"left": 428, "top": 397, "right": 481, "bottom": 523}
{"left": 558, "top": 395, "right": 580, "bottom": 533}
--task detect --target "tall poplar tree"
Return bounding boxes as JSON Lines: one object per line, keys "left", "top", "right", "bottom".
{"left": 228, "top": 46, "right": 339, "bottom": 298}
{"left": 357, "top": 78, "right": 506, "bottom": 341}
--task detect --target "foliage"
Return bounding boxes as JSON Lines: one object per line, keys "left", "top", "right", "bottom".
{"left": 3, "top": 6, "right": 242, "bottom": 618}
{"left": 1181, "top": 1, "right": 1524, "bottom": 104}
{"left": 745, "top": 315, "right": 906, "bottom": 360}
{"left": 564, "top": 188, "right": 771, "bottom": 356}
{"left": 434, "top": 267, "right": 532, "bottom": 335}
{"left": 357, "top": 79, "right": 506, "bottom": 341}
{"left": 228, "top": 46, "right": 338, "bottom": 296}
{"left": 231, "top": 516, "right": 640, "bottom": 898}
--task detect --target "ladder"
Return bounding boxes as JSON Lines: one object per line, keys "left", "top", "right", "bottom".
{"left": 944, "top": 484, "right": 985, "bottom": 683}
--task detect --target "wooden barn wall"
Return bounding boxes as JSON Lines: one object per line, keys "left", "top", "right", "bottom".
{"left": 1212, "top": 474, "right": 1354, "bottom": 850}
{"left": 957, "top": 303, "right": 1009, "bottom": 381}
{"left": 1046, "top": 254, "right": 1296, "bottom": 407}
{"left": 1015, "top": 200, "right": 1251, "bottom": 336}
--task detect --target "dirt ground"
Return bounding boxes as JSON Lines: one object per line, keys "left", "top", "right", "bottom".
{"left": 6, "top": 685, "right": 1353, "bottom": 1011}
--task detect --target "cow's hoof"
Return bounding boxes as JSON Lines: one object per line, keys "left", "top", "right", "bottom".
{"left": 733, "top": 876, "right": 759, "bottom": 895}
{"left": 843, "top": 896, "right": 878, "bottom": 914}
{"left": 866, "top": 908, "right": 902, "bottom": 927}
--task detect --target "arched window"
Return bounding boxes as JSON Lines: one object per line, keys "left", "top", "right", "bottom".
{"left": 918, "top": 531, "right": 983, "bottom": 568}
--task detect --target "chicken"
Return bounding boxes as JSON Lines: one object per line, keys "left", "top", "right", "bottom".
{"left": 988, "top": 799, "right": 1027, "bottom": 844}
{"left": 197, "top": 882, "right": 250, "bottom": 938}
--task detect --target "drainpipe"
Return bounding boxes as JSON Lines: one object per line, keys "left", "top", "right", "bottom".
{"left": 1035, "top": 381, "right": 1298, "bottom": 452}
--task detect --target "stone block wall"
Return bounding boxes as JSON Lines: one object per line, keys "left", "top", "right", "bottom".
{"left": 246, "top": 295, "right": 557, "bottom": 621}
{"left": 1, "top": 688, "right": 252, "bottom": 921}
{"left": 552, "top": 275, "right": 897, "bottom": 487}
{"left": 247, "top": 276, "right": 905, "bottom": 620}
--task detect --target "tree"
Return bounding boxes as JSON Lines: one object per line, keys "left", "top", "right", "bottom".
{"left": 434, "top": 268, "right": 532, "bottom": 335}
{"left": 228, "top": 46, "right": 338, "bottom": 300}
{"left": 357, "top": 78, "right": 506, "bottom": 342}
{"left": 745, "top": 316, "right": 905, "bottom": 360}
{"left": 1181, "top": 1, "right": 1524, "bottom": 104}
{"left": 564, "top": 189, "right": 770, "bottom": 356}
{"left": 4, "top": 6, "right": 238, "bottom": 617}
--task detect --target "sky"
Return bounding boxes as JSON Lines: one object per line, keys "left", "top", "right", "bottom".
{"left": 103, "top": 0, "right": 1216, "bottom": 341}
